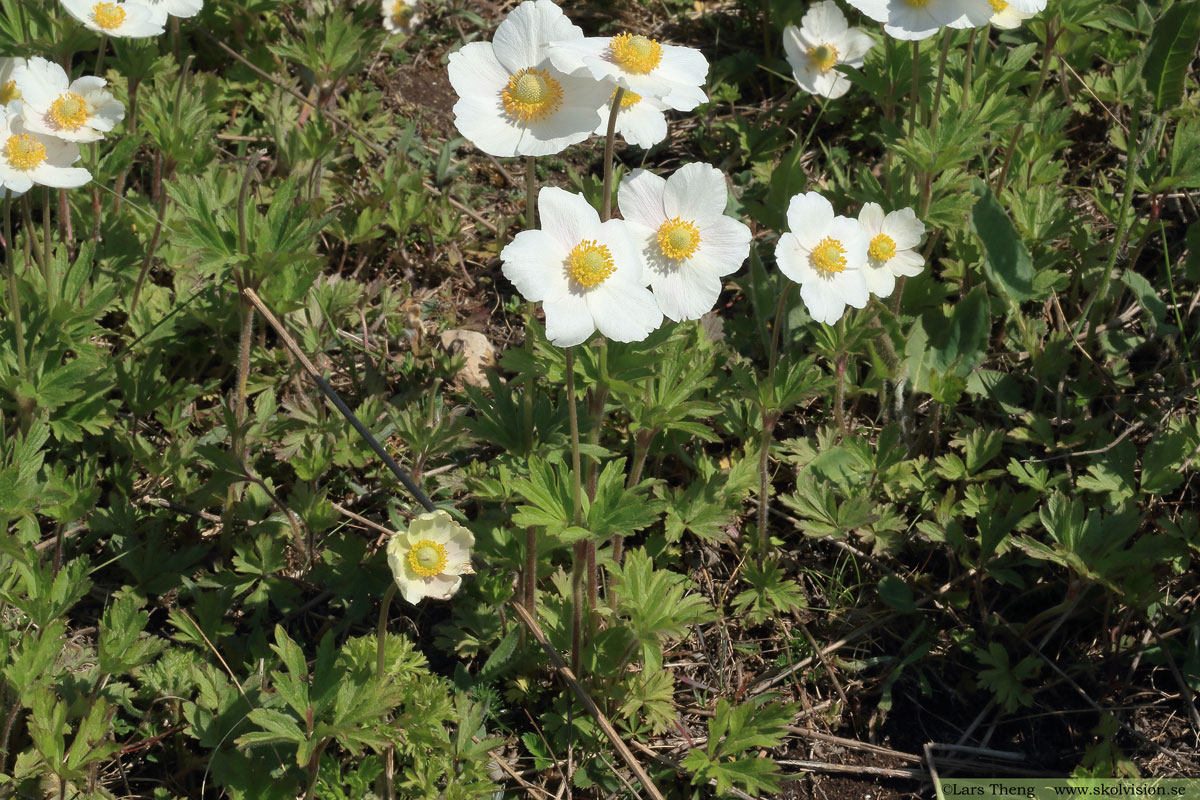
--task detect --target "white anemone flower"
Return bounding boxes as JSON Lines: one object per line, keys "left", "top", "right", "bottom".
{"left": 0, "top": 105, "right": 91, "bottom": 196}
{"left": 125, "top": 0, "right": 202, "bottom": 23}
{"left": 775, "top": 192, "right": 869, "bottom": 325}
{"left": 14, "top": 57, "right": 125, "bottom": 144}
{"left": 847, "top": 0, "right": 991, "bottom": 40}
{"left": 448, "top": 0, "right": 610, "bottom": 157}
{"left": 386, "top": 510, "right": 474, "bottom": 604}
{"left": 987, "top": 0, "right": 1043, "bottom": 28}
{"left": 60, "top": 0, "right": 165, "bottom": 38}
{"left": 381, "top": 0, "right": 420, "bottom": 33}
{"left": 856, "top": 202, "right": 925, "bottom": 298}
{"left": 618, "top": 164, "right": 751, "bottom": 322}
{"left": 593, "top": 88, "right": 669, "bottom": 149}
{"left": 502, "top": 187, "right": 662, "bottom": 346}
{"left": 0, "top": 58, "right": 27, "bottom": 107}
{"left": 783, "top": 1, "right": 874, "bottom": 100}
{"left": 546, "top": 32, "right": 708, "bottom": 112}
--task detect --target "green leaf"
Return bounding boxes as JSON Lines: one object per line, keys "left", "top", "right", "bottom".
{"left": 1121, "top": 270, "right": 1176, "bottom": 334}
{"left": 970, "top": 181, "right": 1034, "bottom": 303}
{"left": 878, "top": 575, "right": 917, "bottom": 612}
{"left": 1142, "top": 1, "right": 1200, "bottom": 112}
{"left": 930, "top": 285, "right": 991, "bottom": 376}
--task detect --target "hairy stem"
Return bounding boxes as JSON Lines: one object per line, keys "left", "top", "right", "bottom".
{"left": 757, "top": 282, "right": 791, "bottom": 569}
{"left": 601, "top": 89, "right": 624, "bottom": 222}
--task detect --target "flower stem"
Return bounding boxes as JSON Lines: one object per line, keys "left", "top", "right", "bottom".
{"left": 3, "top": 193, "right": 25, "bottom": 378}
{"left": 929, "top": 29, "right": 952, "bottom": 134}
{"left": 565, "top": 346, "right": 585, "bottom": 677}
{"left": 376, "top": 582, "right": 397, "bottom": 677}
{"left": 601, "top": 89, "right": 624, "bottom": 222}
{"left": 908, "top": 40, "right": 920, "bottom": 141}
{"left": 522, "top": 156, "right": 539, "bottom": 612}
{"left": 756, "top": 281, "right": 791, "bottom": 570}
{"left": 962, "top": 29, "right": 978, "bottom": 98}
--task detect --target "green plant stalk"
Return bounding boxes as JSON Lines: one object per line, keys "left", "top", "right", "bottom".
{"left": 1080, "top": 91, "right": 1144, "bottom": 340}
{"left": 908, "top": 40, "right": 920, "bottom": 141}
{"left": 40, "top": 187, "right": 50, "bottom": 291}
{"left": 1161, "top": 221, "right": 1200, "bottom": 403}
{"left": 18, "top": 196, "right": 45, "bottom": 279}
{"left": 994, "top": 16, "right": 1058, "bottom": 195}
{"left": 3, "top": 193, "right": 26, "bottom": 378}
{"left": 129, "top": 186, "right": 171, "bottom": 315}
{"left": 302, "top": 737, "right": 331, "bottom": 800}
{"left": 565, "top": 346, "right": 585, "bottom": 677}
{"left": 928, "top": 29, "right": 952, "bottom": 133}
{"left": 523, "top": 155, "right": 538, "bottom": 612}
{"left": 757, "top": 281, "right": 791, "bottom": 570}
{"left": 601, "top": 89, "right": 624, "bottom": 222}
{"left": 583, "top": 345, "right": 608, "bottom": 613}
{"left": 962, "top": 28, "right": 977, "bottom": 97}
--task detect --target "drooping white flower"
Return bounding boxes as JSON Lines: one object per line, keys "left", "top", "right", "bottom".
{"left": 448, "top": 0, "right": 610, "bottom": 157}
{"left": 846, "top": 0, "right": 992, "bottom": 40}
{"left": 125, "top": 0, "right": 202, "bottom": 23}
{"left": 0, "top": 104, "right": 91, "bottom": 196}
{"left": 593, "top": 89, "right": 669, "bottom": 149}
{"left": 502, "top": 187, "right": 662, "bottom": 346}
{"left": 856, "top": 202, "right": 925, "bottom": 298}
{"left": 783, "top": 1, "right": 874, "bottom": 100}
{"left": 13, "top": 57, "right": 124, "bottom": 143}
{"left": 386, "top": 510, "right": 475, "bottom": 604}
{"left": 987, "top": 0, "right": 1043, "bottom": 28}
{"left": 775, "top": 192, "right": 869, "bottom": 325}
{"left": 0, "top": 58, "right": 27, "bottom": 107}
{"left": 60, "top": 0, "right": 166, "bottom": 37}
{"left": 546, "top": 31, "right": 708, "bottom": 112}
{"left": 618, "top": 163, "right": 751, "bottom": 322}
{"left": 381, "top": 0, "right": 420, "bottom": 33}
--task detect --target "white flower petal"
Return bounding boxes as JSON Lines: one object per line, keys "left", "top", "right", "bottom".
{"left": 544, "top": 291, "right": 596, "bottom": 346}
{"left": 786, "top": 192, "right": 835, "bottom": 251}
{"left": 539, "top": 186, "right": 602, "bottom": 250}
{"left": 882, "top": 207, "right": 925, "bottom": 248}
{"left": 649, "top": 257, "right": 723, "bottom": 321}
{"left": 890, "top": 248, "right": 925, "bottom": 277}
{"left": 587, "top": 282, "right": 662, "bottom": 341}
{"left": 501, "top": 229, "right": 567, "bottom": 303}
{"left": 804, "top": 0, "right": 849, "bottom": 40}
{"left": 863, "top": 263, "right": 897, "bottom": 297}
{"left": 493, "top": 0, "right": 583, "bottom": 72}
{"left": 663, "top": 162, "right": 727, "bottom": 223}
{"left": 447, "top": 43, "right": 510, "bottom": 102}
{"left": 858, "top": 202, "right": 885, "bottom": 236}
{"left": 617, "top": 169, "right": 667, "bottom": 229}
{"left": 695, "top": 215, "right": 751, "bottom": 277}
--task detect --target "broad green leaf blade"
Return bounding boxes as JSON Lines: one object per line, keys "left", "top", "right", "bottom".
{"left": 971, "top": 181, "right": 1034, "bottom": 303}
{"left": 1142, "top": 1, "right": 1200, "bottom": 112}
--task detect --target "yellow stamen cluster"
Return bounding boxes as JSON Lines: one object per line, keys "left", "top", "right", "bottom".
{"left": 0, "top": 80, "right": 19, "bottom": 105}
{"left": 904, "top": 0, "right": 931, "bottom": 6}
{"left": 988, "top": 0, "right": 1009, "bottom": 10}
{"left": 49, "top": 93, "right": 90, "bottom": 131}
{"left": 501, "top": 68, "right": 564, "bottom": 122}
{"left": 609, "top": 33, "right": 663, "bottom": 74}
{"left": 810, "top": 236, "right": 847, "bottom": 275}
{"left": 656, "top": 217, "right": 702, "bottom": 260}
{"left": 807, "top": 44, "right": 839, "bottom": 73}
{"left": 566, "top": 240, "right": 616, "bottom": 288}
{"left": 868, "top": 233, "right": 897, "bottom": 262}
{"left": 407, "top": 540, "right": 448, "bottom": 578}
{"left": 91, "top": 2, "right": 127, "bottom": 30}
{"left": 392, "top": 1, "right": 413, "bottom": 25}
{"left": 5, "top": 134, "right": 46, "bottom": 171}
{"left": 612, "top": 89, "right": 642, "bottom": 109}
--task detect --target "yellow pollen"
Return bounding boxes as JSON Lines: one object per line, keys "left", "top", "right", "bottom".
{"left": 91, "top": 2, "right": 127, "bottom": 30}
{"left": 501, "top": 68, "right": 564, "bottom": 122}
{"left": 566, "top": 239, "right": 616, "bottom": 288}
{"left": 4, "top": 134, "right": 46, "bottom": 171}
{"left": 0, "top": 80, "right": 19, "bottom": 105}
{"left": 868, "top": 233, "right": 896, "bottom": 262}
{"left": 988, "top": 0, "right": 1009, "bottom": 9}
{"left": 391, "top": 1, "right": 413, "bottom": 25}
{"left": 905, "top": 0, "right": 931, "bottom": 6}
{"left": 612, "top": 89, "right": 642, "bottom": 109}
{"left": 49, "top": 93, "right": 90, "bottom": 131}
{"left": 807, "top": 43, "right": 839, "bottom": 73}
{"left": 609, "top": 33, "right": 663, "bottom": 74}
{"left": 656, "top": 217, "right": 702, "bottom": 260}
{"left": 407, "top": 539, "right": 448, "bottom": 578}
{"left": 810, "top": 236, "right": 847, "bottom": 275}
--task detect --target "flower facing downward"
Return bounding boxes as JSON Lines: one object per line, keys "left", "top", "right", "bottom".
{"left": 618, "top": 163, "right": 752, "bottom": 321}
{"left": 592, "top": 89, "right": 669, "bottom": 149}
{"left": 0, "top": 105, "right": 92, "bottom": 196}
{"left": 382, "top": 0, "right": 420, "bottom": 33}
{"left": 448, "top": 0, "right": 610, "bottom": 157}
{"left": 501, "top": 186, "right": 662, "bottom": 346}
{"left": 386, "top": 510, "right": 474, "bottom": 604}
{"left": 775, "top": 192, "right": 869, "bottom": 325}
{"left": 61, "top": 0, "right": 166, "bottom": 37}
{"left": 987, "top": 0, "right": 1044, "bottom": 29}
{"left": 125, "top": 0, "right": 203, "bottom": 23}
{"left": 13, "top": 57, "right": 125, "bottom": 144}
{"left": 782, "top": 1, "right": 874, "bottom": 100}
{"left": 546, "top": 30, "right": 709, "bottom": 112}
{"left": 0, "top": 58, "right": 27, "bottom": 107}
{"left": 856, "top": 202, "right": 925, "bottom": 298}
{"left": 845, "top": 0, "right": 992, "bottom": 40}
